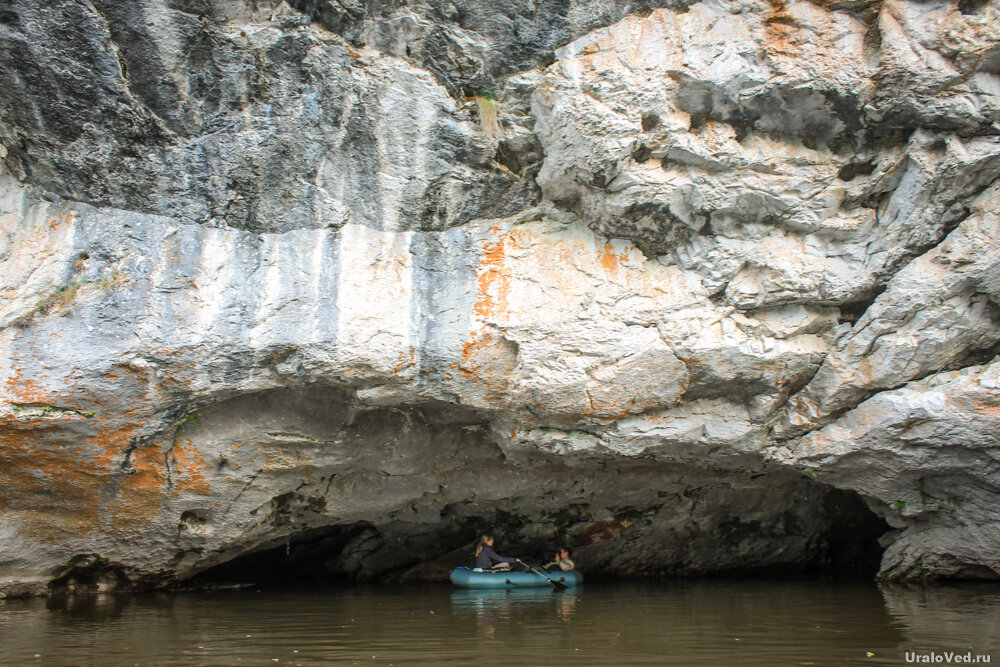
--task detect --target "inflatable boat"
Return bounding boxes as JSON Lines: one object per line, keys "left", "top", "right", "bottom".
{"left": 449, "top": 566, "right": 583, "bottom": 589}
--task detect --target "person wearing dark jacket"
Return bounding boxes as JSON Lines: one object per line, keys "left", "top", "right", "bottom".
{"left": 474, "top": 535, "right": 521, "bottom": 570}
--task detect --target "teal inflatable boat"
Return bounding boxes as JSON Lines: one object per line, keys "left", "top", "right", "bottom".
{"left": 450, "top": 567, "right": 583, "bottom": 589}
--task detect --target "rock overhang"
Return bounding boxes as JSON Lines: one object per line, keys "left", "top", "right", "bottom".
{"left": 1, "top": 0, "right": 1000, "bottom": 592}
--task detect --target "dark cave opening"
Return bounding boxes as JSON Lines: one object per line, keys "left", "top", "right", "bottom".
{"left": 186, "top": 522, "right": 383, "bottom": 587}
{"left": 185, "top": 485, "right": 890, "bottom": 588}
{"left": 813, "top": 487, "right": 890, "bottom": 578}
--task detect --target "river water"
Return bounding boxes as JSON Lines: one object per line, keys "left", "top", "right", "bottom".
{"left": 1, "top": 579, "right": 998, "bottom": 666}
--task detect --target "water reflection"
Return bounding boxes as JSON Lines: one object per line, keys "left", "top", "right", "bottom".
{"left": 881, "top": 582, "right": 1000, "bottom": 657}
{"left": 451, "top": 588, "right": 578, "bottom": 640}
{"left": 450, "top": 586, "right": 576, "bottom": 612}
{"left": 0, "top": 580, "right": 997, "bottom": 665}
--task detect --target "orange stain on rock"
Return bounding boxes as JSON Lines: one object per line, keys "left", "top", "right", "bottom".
{"left": 460, "top": 329, "right": 517, "bottom": 377}
{"left": 763, "top": 0, "right": 814, "bottom": 59}
{"left": 576, "top": 519, "right": 629, "bottom": 546}
{"left": 47, "top": 213, "right": 74, "bottom": 231}
{"left": 109, "top": 441, "right": 167, "bottom": 533}
{"left": 461, "top": 224, "right": 525, "bottom": 403}
{"left": 763, "top": 0, "right": 791, "bottom": 56}
{"left": 5, "top": 366, "right": 54, "bottom": 405}
{"left": 472, "top": 225, "right": 517, "bottom": 323}
{"left": 459, "top": 327, "right": 519, "bottom": 408}
{"left": 641, "top": 413, "right": 674, "bottom": 427}
{"left": 947, "top": 392, "right": 1000, "bottom": 420}
{"left": 393, "top": 349, "right": 417, "bottom": 373}
{"left": 598, "top": 242, "right": 623, "bottom": 277}
{"left": 170, "top": 438, "right": 211, "bottom": 496}
{"left": 0, "top": 412, "right": 189, "bottom": 541}
{"left": 89, "top": 424, "right": 136, "bottom": 470}
{"left": 0, "top": 421, "right": 130, "bottom": 540}
{"left": 0, "top": 428, "right": 100, "bottom": 539}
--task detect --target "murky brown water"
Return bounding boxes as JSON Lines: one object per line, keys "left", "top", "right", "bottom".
{"left": 1, "top": 579, "right": 998, "bottom": 666}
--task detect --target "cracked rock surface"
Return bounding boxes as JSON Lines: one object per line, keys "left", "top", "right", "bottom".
{"left": 1, "top": 0, "right": 999, "bottom": 593}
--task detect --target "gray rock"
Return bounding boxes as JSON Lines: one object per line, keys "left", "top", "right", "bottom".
{"left": 769, "top": 359, "right": 1000, "bottom": 580}
{"left": 2, "top": 0, "right": 1000, "bottom": 592}
{"left": 0, "top": 0, "right": 537, "bottom": 232}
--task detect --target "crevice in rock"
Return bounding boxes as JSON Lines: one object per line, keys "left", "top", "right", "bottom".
{"left": 770, "top": 355, "right": 829, "bottom": 417}
{"left": 874, "top": 204, "right": 972, "bottom": 285}
{"left": 494, "top": 136, "right": 543, "bottom": 179}
{"left": 837, "top": 158, "right": 877, "bottom": 182}
{"left": 861, "top": 7, "right": 882, "bottom": 62}
{"left": 778, "top": 325, "right": 1000, "bottom": 443}
{"left": 957, "top": 0, "right": 991, "bottom": 13}
{"left": 286, "top": 0, "right": 366, "bottom": 43}
{"left": 671, "top": 73, "right": 868, "bottom": 149}
{"left": 837, "top": 283, "right": 888, "bottom": 324}
{"left": 49, "top": 553, "right": 133, "bottom": 594}
{"left": 907, "top": 332, "right": 1000, "bottom": 386}
{"left": 83, "top": 0, "right": 182, "bottom": 140}
{"left": 956, "top": 330, "right": 1000, "bottom": 369}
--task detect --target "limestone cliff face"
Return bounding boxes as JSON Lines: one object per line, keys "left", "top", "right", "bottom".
{"left": 1, "top": 0, "right": 998, "bottom": 594}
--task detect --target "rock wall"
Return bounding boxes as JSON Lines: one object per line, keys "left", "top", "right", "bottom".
{"left": 1, "top": 0, "right": 998, "bottom": 593}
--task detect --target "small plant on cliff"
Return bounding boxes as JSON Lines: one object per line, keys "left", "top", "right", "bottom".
{"left": 9, "top": 269, "right": 125, "bottom": 329}
{"left": 97, "top": 270, "right": 123, "bottom": 289}
{"left": 10, "top": 283, "right": 81, "bottom": 328}
{"left": 917, "top": 477, "right": 933, "bottom": 504}
{"left": 473, "top": 93, "right": 502, "bottom": 139}
{"left": 11, "top": 404, "right": 97, "bottom": 418}
{"left": 173, "top": 413, "right": 200, "bottom": 428}
{"left": 170, "top": 412, "right": 201, "bottom": 452}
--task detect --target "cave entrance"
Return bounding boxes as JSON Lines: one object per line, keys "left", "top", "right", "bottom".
{"left": 813, "top": 487, "right": 890, "bottom": 578}
{"left": 182, "top": 486, "right": 890, "bottom": 587}
{"left": 187, "top": 522, "right": 383, "bottom": 587}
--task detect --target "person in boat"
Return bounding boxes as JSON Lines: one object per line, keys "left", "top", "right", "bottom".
{"left": 544, "top": 547, "right": 575, "bottom": 572}
{"left": 473, "top": 535, "right": 522, "bottom": 572}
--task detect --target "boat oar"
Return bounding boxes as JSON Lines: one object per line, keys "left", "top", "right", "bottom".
{"left": 522, "top": 562, "right": 569, "bottom": 591}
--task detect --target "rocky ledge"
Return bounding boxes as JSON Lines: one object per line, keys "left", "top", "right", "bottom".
{"left": 1, "top": 0, "right": 999, "bottom": 595}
